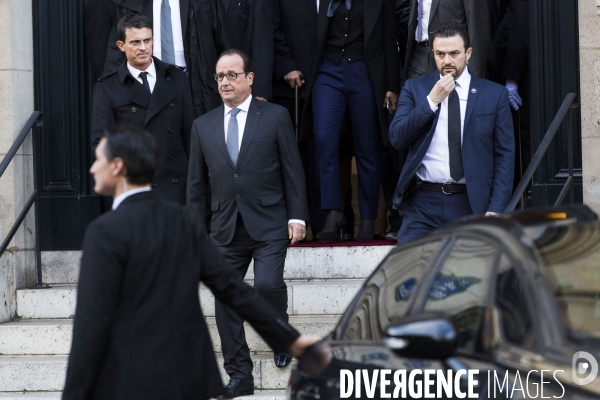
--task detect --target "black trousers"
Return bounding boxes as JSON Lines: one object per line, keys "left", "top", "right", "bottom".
{"left": 214, "top": 214, "right": 289, "bottom": 380}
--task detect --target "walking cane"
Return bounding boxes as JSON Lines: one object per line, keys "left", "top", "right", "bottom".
{"left": 294, "top": 83, "right": 299, "bottom": 143}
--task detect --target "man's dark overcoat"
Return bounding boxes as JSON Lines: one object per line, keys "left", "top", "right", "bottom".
{"left": 62, "top": 192, "right": 299, "bottom": 400}
{"left": 85, "top": 0, "right": 229, "bottom": 116}
{"left": 91, "top": 57, "right": 194, "bottom": 204}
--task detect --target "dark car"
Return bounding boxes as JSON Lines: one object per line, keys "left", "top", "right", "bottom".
{"left": 289, "top": 205, "right": 600, "bottom": 399}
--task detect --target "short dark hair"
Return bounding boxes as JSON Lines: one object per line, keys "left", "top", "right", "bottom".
{"left": 431, "top": 22, "right": 470, "bottom": 50}
{"left": 98, "top": 125, "right": 158, "bottom": 185}
{"left": 117, "top": 13, "right": 153, "bottom": 42}
{"left": 216, "top": 48, "right": 254, "bottom": 73}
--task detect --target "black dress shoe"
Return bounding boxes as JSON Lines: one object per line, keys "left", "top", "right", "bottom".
{"left": 274, "top": 351, "right": 292, "bottom": 368}
{"left": 215, "top": 378, "right": 254, "bottom": 398}
{"left": 316, "top": 215, "right": 347, "bottom": 241}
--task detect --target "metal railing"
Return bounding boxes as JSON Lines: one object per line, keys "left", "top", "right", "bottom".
{"left": 0, "top": 111, "right": 49, "bottom": 289}
{"left": 505, "top": 93, "right": 579, "bottom": 212}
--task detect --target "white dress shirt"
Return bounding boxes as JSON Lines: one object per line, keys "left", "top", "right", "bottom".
{"left": 112, "top": 187, "right": 152, "bottom": 210}
{"left": 417, "top": 68, "right": 471, "bottom": 184}
{"left": 127, "top": 60, "right": 157, "bottom": 93}
{"left": 152, "top": 0, "right": 186, "bottom": 68}
{"left": 415, "top": 0, "right": 433, "bottom": 42}
{"left": 223, "top": 95, "right": 305, "bottom": 227}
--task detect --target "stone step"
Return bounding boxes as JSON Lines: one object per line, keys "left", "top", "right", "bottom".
{"left": 0, "top": 391, "right": 287, "bottom": 399}
{"left": 0, "top": 354, "right": 294, "bottom": 392}
{"left": 40, "top": 245, "right": 392, "bottom": 284}
{"left": 0, "top": 316, "right": 336, "bottom": 356}
{"left": 17, "top": 279, "right": 362, "bottom": 319}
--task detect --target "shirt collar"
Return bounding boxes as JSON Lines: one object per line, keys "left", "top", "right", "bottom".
{"left": 224, "top": 94, "right": 253, "bottom": 116}
{"left": 127, "top": 59, "right": 156, "bottom": 80}
{"left": 112, "top": 187, "right": 152, "bottom": 210}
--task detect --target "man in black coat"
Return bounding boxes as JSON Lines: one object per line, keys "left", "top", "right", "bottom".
{"left": 62, "top": 125, "right": 318, "bottom": 400}
{"left": 85, "top": 0, "right": 229, "bottom": 116}
{"left": 397, "top": 0, "right": 491, "bottom": 82}
{"left": 222, "top": 0, "right": 273, "bottom": 101}
{"left": 271, "top": 0, "right": 325, "bottom": 233}
{"left": 187, "top": 49, "right": 309, "bottom": 397}
{"left": 91, "top": 14, "right": 194, "bottom": 204}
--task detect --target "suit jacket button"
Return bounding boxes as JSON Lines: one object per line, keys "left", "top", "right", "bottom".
{"left": 234, "top": 173, "right": 238, "bottom": 177}
{"left": 168, "top": 154, "right": 174, "bottom": 160}
{"left": 131, "top": 107, "right": 137, "bottom": 113}
{"left": 169, "top": 103, "right": 175, "bottom": 108}
{"left": 172, "top": 178, "right": 178, "bottom": 184}
{"left": 166, "top": 76, "right": 171, "bottom": 82}
{"left": 235, "top": 194, "right": 240, "bottom": 199}
{"left": 152, "top": 182, "right": 158, "bottom": 187}
{"left": 168, "top": 127, "right": 174, "bottom": 133}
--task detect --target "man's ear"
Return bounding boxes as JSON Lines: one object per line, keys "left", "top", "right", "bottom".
{"left": 111, "top": 157, "right": 127, "bottom": 177}
{"left": 465, "top": 47, "right": 473, "bottom": 62}
{"left": 117, "top": 41, "right": 125, "bottom": 52}
{"left": 247, "top": 72, "right": 254, "bottom": 86}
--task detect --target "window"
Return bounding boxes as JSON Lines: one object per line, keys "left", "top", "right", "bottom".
{"left": 341, "top": 239, "right": 443, "bottom": 341}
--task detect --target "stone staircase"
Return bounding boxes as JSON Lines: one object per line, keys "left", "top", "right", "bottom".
{"left": 0, "top": 245, "right": 393, "bottom": 398}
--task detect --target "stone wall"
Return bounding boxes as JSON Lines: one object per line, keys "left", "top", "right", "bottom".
{"left": 581, "top": 0, "right": 600, "bottom": 203}
{"left": 0, "top": 0, "right": 36, "bottom": 323}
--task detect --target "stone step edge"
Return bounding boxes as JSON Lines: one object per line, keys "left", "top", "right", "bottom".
{"left": 0, "top": 391, "right": 287, "bottom": 399}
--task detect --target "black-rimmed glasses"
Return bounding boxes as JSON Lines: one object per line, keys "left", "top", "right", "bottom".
{"left": 214, "top": 72, "right": 248, "bottom": 81}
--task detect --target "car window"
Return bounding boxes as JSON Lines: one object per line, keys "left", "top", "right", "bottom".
{"left": 341, "top": 239, "right": 444, "bottom": 341}
{"left": 423, "top": 237, "right": 496, "bottom": 352}
{"left": 530, "top": 221, "right": 600, "bottom": 344}
{"left": 495, "top": 253, "right": 536, "bottom": 349}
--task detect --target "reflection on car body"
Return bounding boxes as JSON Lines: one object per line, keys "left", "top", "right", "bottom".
{"left": 289, "top": 205, "right": 600, "bottom": 399}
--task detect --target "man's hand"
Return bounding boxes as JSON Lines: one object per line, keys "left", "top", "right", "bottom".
{"left": 428, "top": 74, "right": 455, "bottom": 105}
{"left": 383, "top": 91, "right": 399, "bottom": 111}
{"left": 289, "top": 335, "right": 323, "bottom": 358}
{"left": 255, "top": 96, "right": 269, "bottom": 102}
{"left": 288, "top": 222, "right": 306, "bottom": 244}
{"left": 284, "top": 70, "right": 305, "bottom": 89}
{"left": 485, "top": 211, "right": 498, "bottom": 217}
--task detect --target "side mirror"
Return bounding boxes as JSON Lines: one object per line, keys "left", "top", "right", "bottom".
{"left": 385, "top": 313, "right": 457, "bottom": 359}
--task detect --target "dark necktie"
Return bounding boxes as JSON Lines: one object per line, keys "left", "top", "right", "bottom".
{"left": 139, "top": 72, "right": 151, "bottom": 93}
{"left": 161, "top": 0, "right": 176, "bottom": 64}
{"left": 448, "top": 89, "right": 463, "bottom": 181}
{"left": 227, "top": 108, "right": 241, "bottom": 165}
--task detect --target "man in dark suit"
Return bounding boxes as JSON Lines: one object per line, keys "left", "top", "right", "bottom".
{"left": 390, "top": 22, "right": 514, "bottom": 245}
{"left": 271, "top": 0, "right": 326, "bottom": 233}
{"left": 397, "top": 0, "right": 491, "bottom": 82}
{"left": 85, "top": 0, "right": 230, "bottom": 116}
{"left": 91, "top": 14, "right": 194, "bottom": 204}
{"left": 62, "top": 125, "right": 318, "bottom": 400}
{"left": 187, "top": 49, "right": 309, "bottom": 397}
{"left": 222, "top": 0, "right": 273, "bottom": 101}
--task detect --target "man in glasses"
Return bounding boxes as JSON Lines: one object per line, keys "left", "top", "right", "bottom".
{"left": 187, "top": 48, "right": 308, "bottom": 398}
{"left": 91, "top": 14, "right": 194, "bottom": 205}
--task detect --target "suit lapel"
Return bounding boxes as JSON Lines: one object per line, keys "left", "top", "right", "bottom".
{"left": 429, "top": 0, "right": 441, "bottom": 25}
{"left": 236, "top": 99, "right": 263, "bottom": 169}
{"left": 120, "top": 60, "right": 152, "bottom": 109}
{"left": 223, "top": 0, "right": 231, "bottom": 11}
{"left": 212, "top": 105, "right": 235, "bottom": 169}
{"left": 463, "top": 75, "right": 480, "bottom": 134}
{"left": 364, "top": 0, "right": 383, "bottom": 45}
{"left": 317, "top": 0, "right": 330, "bottom": 47}
{"left": 144, "top": 59, "right": 177, "bottom": 125}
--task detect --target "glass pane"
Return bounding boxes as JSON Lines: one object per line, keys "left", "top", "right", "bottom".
{"left": 424, "top": 238, "right": 496, "bottom": 352}
{"left": 343, "top": 239, "right": 443, "bottom": 341}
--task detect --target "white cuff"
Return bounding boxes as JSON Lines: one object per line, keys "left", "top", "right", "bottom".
{"left": 288, "top": 219, "right": 305, "bottom": 226}
{"left": 427, "top": 95, "right": 439, "bottom": 112}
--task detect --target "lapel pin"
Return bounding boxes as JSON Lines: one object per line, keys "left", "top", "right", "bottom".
{"left": 256, "top": 112, "right": 260, "bottom": 114}
{"left": 471, "top": 88, "right": 477, "bottom": 94}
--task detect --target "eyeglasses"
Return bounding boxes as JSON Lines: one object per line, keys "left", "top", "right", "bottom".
{"left": 214, "top": 72, "right": 248, "bottom": 82}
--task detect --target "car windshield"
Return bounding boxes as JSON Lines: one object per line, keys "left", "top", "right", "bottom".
{"left": 527, "top": 220, "right": 600, "bottom": 345}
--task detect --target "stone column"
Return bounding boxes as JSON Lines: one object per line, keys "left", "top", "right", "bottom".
{"left": 581, "top": 0, "right": 600, "bottom": 203}
{"left": 0, "top": 0, "right": 36, "bottom": 323}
